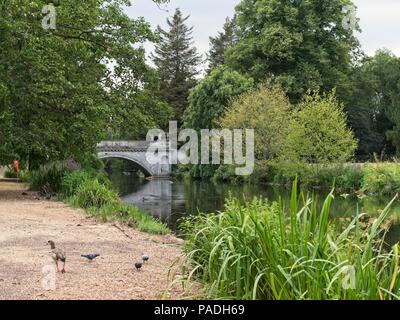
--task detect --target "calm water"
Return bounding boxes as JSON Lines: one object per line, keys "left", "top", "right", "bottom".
{"left": 110, "top": 173, "right": 400, "bottom": 240}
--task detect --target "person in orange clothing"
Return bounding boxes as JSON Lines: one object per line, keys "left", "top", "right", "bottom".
{"left": 13, "top": 160, "right": 19, "bottom": 175}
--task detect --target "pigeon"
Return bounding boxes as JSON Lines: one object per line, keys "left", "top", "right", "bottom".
{"left": 141, "top": 254, "right": 149, "bottom": 263}
{"left": 134, "top": 261, "right": 143, "bottom": 271}
{"left": 81, "top": 254, "right": 100, "bottom": 262}
{"left": 47, "top": 240, "right": 66, "bottom": 273}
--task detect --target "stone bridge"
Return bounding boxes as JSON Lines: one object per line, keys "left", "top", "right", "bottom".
{"left": 97, "top": 140, "right": 171, "bottom": 178}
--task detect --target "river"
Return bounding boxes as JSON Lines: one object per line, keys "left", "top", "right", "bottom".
{"left": 109, "top": 173, "right": 400, "bottom": 241}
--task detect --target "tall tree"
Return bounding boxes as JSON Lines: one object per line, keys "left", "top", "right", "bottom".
{"left": 151, "top": 8, "right": 202, "bottom": 124}
{"left": 225, "top": 0, "right": 362, "bottom": 103}
{"left": 207, "top": 17, "right": 237, "bottom": 73}
{"left": 183, "top": 66, "right": 253, "bottom": 131}
{"left": 0, "top": 0, "right": 170, "bottom": 167}
{"left": 346, "top": 50, "right": 400, "bottom": 159}
{"left": 183, "top": 66, "right": 253, "bottom": 178}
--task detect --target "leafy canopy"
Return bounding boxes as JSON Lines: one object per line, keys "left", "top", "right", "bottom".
{"left": 0, "top": 0, "right": 169, "bottom": 166}
{"left": 225, "top": 0, "right": 361, "bottom": 102}
{"left": 183, "top": 66, "right": 254, "bottom": 131}
{"left": 219, "top": 83, "right": 292, "bottom": 160}
{"left": 280, "top": 91, "right": 358, "bottom": 164}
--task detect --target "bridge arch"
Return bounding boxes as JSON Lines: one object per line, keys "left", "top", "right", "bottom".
{"left": 98, "top": 153, "right": 153, "bottom": 177}
{"left": 97, "top": 140, "right": 171, "bottom": 178}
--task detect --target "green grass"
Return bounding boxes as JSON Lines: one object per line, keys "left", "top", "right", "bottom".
{"left": 74, "top": 179, "right": 120, "bottom": 209}
{"left": 86, "top": 203, "right": 170, "bottom": 235}
{"left": 362, "top": 163, "right": 400, "bottom": 197}
{"left": 214, "top": 162, "right": 400, "bottom": 197}
{"left": 180, "top": 180, "right": 400, "bottom": 300}
{"left": 26, "top": 161, "right": 72, "bottom": 192}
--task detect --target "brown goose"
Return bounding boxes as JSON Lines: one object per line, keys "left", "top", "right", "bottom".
{"left": 47, "top": 240, "right": 66, "bottom": 273}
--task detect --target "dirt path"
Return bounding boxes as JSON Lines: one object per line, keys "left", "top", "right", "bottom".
{"left": 0, "top": 181, "right": 184, "bottom": 300}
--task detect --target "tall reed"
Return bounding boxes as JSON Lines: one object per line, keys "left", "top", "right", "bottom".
{"left": 180, "top": 180, "right": 400, "bottom": 300}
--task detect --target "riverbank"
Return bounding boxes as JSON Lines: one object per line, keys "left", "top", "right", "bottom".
{"left": 0, "top": 181, "right": 184, "bottom": 300}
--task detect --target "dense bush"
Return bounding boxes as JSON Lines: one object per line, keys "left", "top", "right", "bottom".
{"left": 3, "top": 166, "right": 25, "bottom": 179}
{"left": 279, "top": 91, "right": 358, "bottom": 164}
{"left": 27, "top": 162, "right": 72, "bottom": 192}
{"left": 60, "top": 171, "right": 91, "bottom": 197}
{"left": 75, "top": 179, "right": 119, "bottom": 209}
{"left": 181, "top": 181, "right": 400, "bottom": 300}
{"left": 214, "top": 162, "right": 365, "bottom": 192}
{"left": 219, "top": 83, "right": 292, "bottom": 160}
{"left": 362, "top": 164, "right": 400, "bottom": 197}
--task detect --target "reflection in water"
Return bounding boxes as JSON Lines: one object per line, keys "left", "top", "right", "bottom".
{"left": 120, "top": 179, "right": 185, "bottom": 230}
{"left": 110, "top": 173, "right": 400, "bottom": 240}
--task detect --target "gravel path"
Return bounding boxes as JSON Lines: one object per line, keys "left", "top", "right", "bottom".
{"left": 0, "top": 181, "right": 184, "bottom": 300}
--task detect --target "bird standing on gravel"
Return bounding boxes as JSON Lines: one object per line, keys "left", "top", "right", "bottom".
{"left": 81, "top": 254, "right": 100, "bottom": 262}
{"left": 134, "top": 261, "right": 143, "bottom": 271}
{"left": 141, "top": 254, "right": 149, "bottom": 263}
{"left": 47, "top": 240, "right": 66, "bottom": 273}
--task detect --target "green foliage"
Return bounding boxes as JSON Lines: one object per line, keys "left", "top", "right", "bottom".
{"left": 220, "top": 83, "right": 292, "bottom": 160}
{"left": 75, "top": 179, "right": 119, "bottom": 209}
{"left": 87, "top": 203, "right": 170, "bottom": 235}
{"left": 151, "top": 8, "right": 202, "bottom": 124}
{"left": 207, "top": 17, "right": 237, "bottom": 73}
{"left": 184, "top": 66, "right": 253, "bottom": 130}
{"left": 280, "top": 91, "right": 358, "bottom": 164}
{"left": 181, "top": 182, "right": 400, "bottom": 300}
{"left": 60, "top": 171, "right": 91, "bottom": 197}
{"left": 0, "top": 0, "right": 168, "bottom": 167}
{"left": 225, "top": 0, "right": 361, "bottom": 103}
{"left": 346, "top": 50, "right": 400, "bottom": 158}
{"left": 27, "top": 162, "right": 72, "bottom": 192}
{"left": 182, "top": 66, "right": 253, "bottom": 178}
{"left": 362, "top": 164, "right": 400, "bottom": 197}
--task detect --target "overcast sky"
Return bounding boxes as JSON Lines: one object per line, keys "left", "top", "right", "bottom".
{"left": 125, "top": 0, "right": 400, "bottom": 67}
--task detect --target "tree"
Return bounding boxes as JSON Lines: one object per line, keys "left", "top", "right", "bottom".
{"left": 0, "top": 0, "right": 168, "bottom": 168}
{"left": 182, "top": 66, "right": 253, "bottom": 178}
{"left": 183, "top": 66, "right": 254, "bottom": 130}
{"left": 151, "top": 8, "right": 202, "bottom": 124}
{"left": 207, "top": 17, "right": 237, "bottom": 73}
{"left": 219, "top": 83, "right": 292, "bottom": 160}
{"left": 225, "top": 0, "right": 361, "bottom": 103}
{"left": 346, "top": 50, "right": 399, "bottom": 159}
{"left": 280, "top": 91, "right": 357, "bottom": 164}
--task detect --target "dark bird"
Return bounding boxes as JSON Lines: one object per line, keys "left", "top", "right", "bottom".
{"left": 134, "top": 261, "right": 143, "bottom": 271}
{"left": 47, "top": 240, "right": 66, "bottom": 273}
{"left": 81, "top": 254, "right": 100, "bottom": 262}
{"left": 141, "top": 254, "right": 149, "bottom": 263}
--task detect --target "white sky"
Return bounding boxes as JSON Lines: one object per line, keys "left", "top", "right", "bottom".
{"left": 125, "top": 0, "right": 400, "bottom": 66}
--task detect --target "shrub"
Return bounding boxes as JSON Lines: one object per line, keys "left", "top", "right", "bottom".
{"left": 181, "top": 181, "right": 400, "bottom": 300}
{"left": 60, "top": 171, "right": 91, "bottom": 197}
{"left": 75, "top": 179, "right": 119, "bottom": 209}
{"left": 220, "top": 82, "right": 292, "bottom": 160}
{"left": 279, "top": 91, "right": 358, "bottom": 164}
{"left": 27, "top": 161, "right": 72, "bottom": 192}
{"left": 362, "top": 164, "right": 400, "bottom": 197}
{"left": 4, "top": 166, "right": 24, "bottom": 179}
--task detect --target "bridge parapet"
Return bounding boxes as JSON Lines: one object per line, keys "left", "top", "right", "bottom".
{"left": 97, "top": 140, "right": 171, "bottom": 178}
